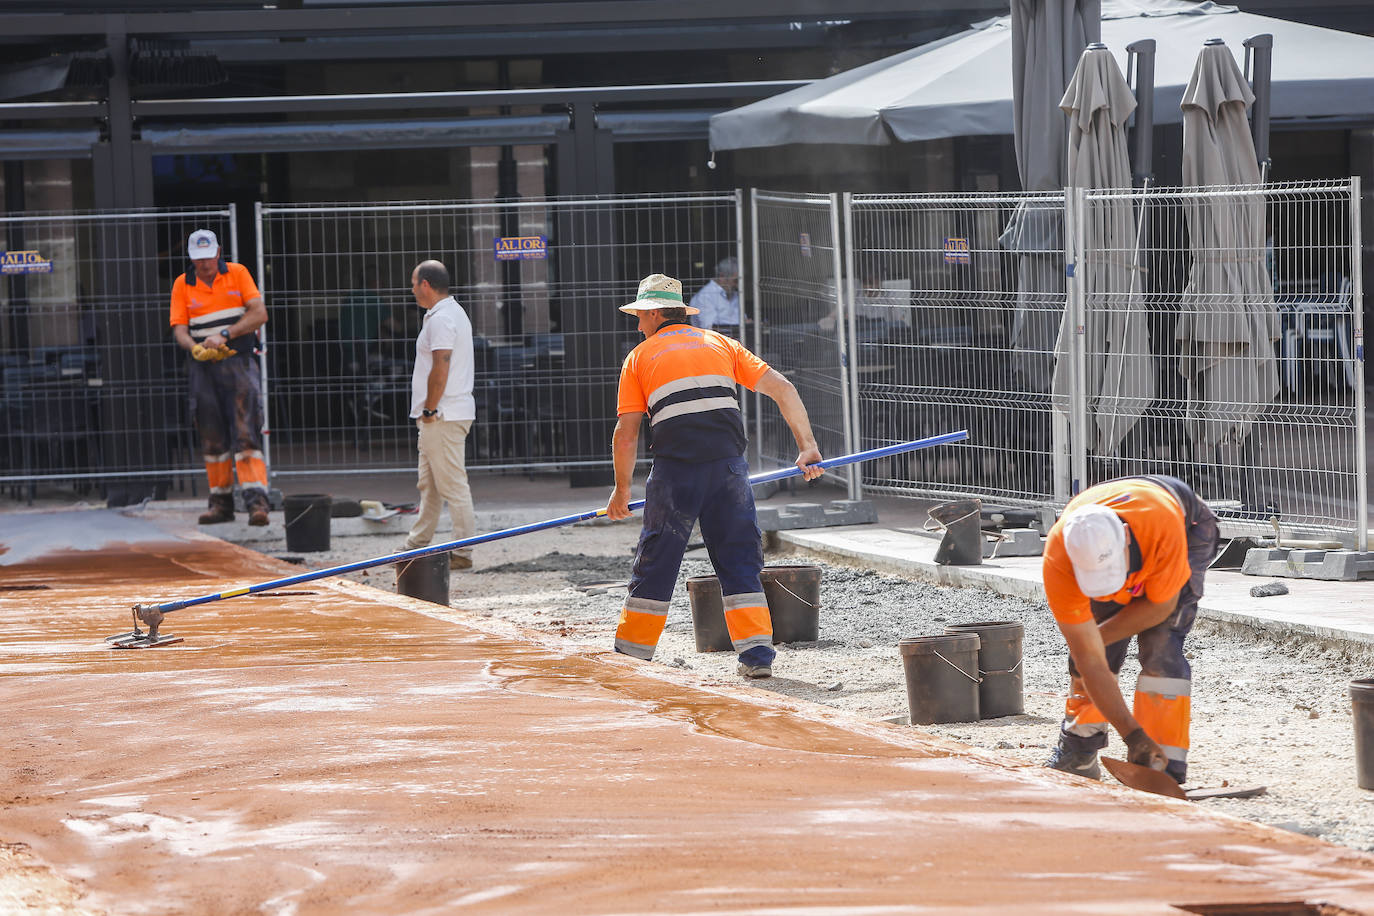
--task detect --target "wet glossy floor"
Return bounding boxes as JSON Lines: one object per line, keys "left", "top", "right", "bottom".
{"left": 4, "top": 510, "right": 1374, "bottom": 915}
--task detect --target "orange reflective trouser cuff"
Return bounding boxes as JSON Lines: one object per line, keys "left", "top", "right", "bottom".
{"left": 1134, "top": 675, "right": 1191, "bottom": 766}
{"left": 204, "top": 452, "right": 233, "bottom": 494}
{"left": 1064, "top": 684, "right": 1108, "bottom": 736}
{"left": 235, "top": 449, "right": 268, "bottom": 491}
{"left": 722, "top": 592, "right": 772, "bottom": 654}
{"left": 614, "top": 597, "right": 670, "bottom": 660}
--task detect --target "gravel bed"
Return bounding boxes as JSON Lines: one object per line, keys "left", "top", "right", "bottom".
{"left": 238, "top": 514, "right": 1374, "bottom": 853}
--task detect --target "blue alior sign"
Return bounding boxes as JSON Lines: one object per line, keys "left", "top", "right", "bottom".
{"left": 0, "top": 250, "right": 54, "bottom": 275}
{"left": 943, "top": 237, "right": 970, "bottom": 265}
{"left": 493, "top": 235, "right": 548, "bottom": 261}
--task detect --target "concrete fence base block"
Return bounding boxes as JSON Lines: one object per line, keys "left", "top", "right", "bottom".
{"left": 757, "top": 500, "right": 878, "bottom": 532}
{"left": 986, "top": 528, "right": 1043, "bottom": 558}
{"left": 1241, "top": 547, "right": 1374, "bottom": 582}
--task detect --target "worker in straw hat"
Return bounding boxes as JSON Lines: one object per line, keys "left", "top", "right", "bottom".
{"left": 1041, "top": 474, "right": 1219, "bottom": 785}
{"left": 603, "top": 273, "right": 823, "bottom": 679}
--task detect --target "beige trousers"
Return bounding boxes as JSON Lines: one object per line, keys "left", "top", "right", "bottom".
{"left": 404, "top": 419, "right": 476, "bottom": 558}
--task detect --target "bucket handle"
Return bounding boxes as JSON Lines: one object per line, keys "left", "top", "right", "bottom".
{"left": 922, "top": 507, "right": 980, "bottom": 535}
{"left": 769, "top": 578, "right": 818, "bottom": 609}
{"left": 285, "top": 499, "right": 327, "bottom": 528}
{"left": 933, "top": 649, "right": 982, "bottom": 684}
{"left": 979, "top": 658, "right": 1023, "bottom": 677}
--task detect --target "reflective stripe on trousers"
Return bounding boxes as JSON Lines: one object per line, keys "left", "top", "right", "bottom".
{"left": 614, "top": 455, "right": 772, "bottom": 662}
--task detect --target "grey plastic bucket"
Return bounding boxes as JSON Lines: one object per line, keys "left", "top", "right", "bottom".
{"left": 899, "top": 633, "right": 981, "bottom": 725}
{"left": 284, "top": 493, "right": 331, "bottom": 553}
{"left": 1352, "top": 678, "right": 1374, "bottom": 789}
{"left": 760, "top": 564, "right": 821, "bottom": 644}
{"left": 687, "top": 576, "right": 732, "bottom": 652}
{"left": 396, "top": 553, "right": 450, "bottom": 606}
{"left": 944, "top": 620, "right": 1025, "bottom": 718}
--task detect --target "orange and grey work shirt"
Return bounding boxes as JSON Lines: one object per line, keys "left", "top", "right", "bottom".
{"left": 169, "top": 262, "right": 261, "bottom": 355}
{"left": 1043, "top": 478, "right": 1191, "bottom": 626}
{"left": 616, "top": 321, "right": 770, "bottom": 462}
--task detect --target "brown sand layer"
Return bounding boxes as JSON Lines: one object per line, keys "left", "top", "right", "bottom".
{"left": 3, "top": 512, "right": 1374, "bottom": 914}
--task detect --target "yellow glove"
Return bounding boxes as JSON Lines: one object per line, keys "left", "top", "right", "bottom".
{"left": 191, "top": 343, "right": 215, "bottom": 361}
{"left": 211, "top": 344, "right": 233, "bottom": 361}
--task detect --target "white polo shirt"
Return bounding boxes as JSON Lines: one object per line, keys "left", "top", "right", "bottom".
{"left": 410, "top": 296, "right": 476, "bottom": 421}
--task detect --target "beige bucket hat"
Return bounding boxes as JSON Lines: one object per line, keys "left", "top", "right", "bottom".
{"left": 620, "top": 273, "right": 700, "bottom": 315}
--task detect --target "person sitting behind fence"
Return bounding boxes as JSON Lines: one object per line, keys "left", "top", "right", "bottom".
{"left": 689, "top": 257, "right": 741, "bottom": 334}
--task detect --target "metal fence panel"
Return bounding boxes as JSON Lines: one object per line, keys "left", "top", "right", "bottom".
{"left": 750, "top": 189, "right": 853, "bottom": 490}
{"left": 1075, "top": 179, "right": 1365, "bottom": 540}
{"left": 257, "top": 192, "right": 741, "bottom": 475}
{"left": 0, "top": 205, "right": 236, "bottom": 493}
{"left": 845, "top": 190, "right": 1066, "bottom": 506}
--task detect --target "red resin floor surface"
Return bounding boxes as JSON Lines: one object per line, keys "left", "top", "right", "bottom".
{"left": 3, "top": 510, "right": 1374, "bottom": 915}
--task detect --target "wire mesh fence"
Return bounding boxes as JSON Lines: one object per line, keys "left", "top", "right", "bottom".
{"left": 257, "top": 192, "right": 743, "bottom": 476}
{"left": 844, "top": 190, "right": 1067, "bottom": 506}
{"left": 1069, "top": 179, "right": 1364, "bottom": 541}
{"left": 749, "top": 189, "right": 855, "bottom": 493}
{"left": 0, "top": 205, "right": 236, "bottom": 497}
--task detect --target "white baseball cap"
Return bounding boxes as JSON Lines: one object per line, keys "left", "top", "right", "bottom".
{"left": 187, "top": 229, "right": 219, "bottom": 260}
{"left": 1062, "top": 503, "right": 1128, "bottom": 597}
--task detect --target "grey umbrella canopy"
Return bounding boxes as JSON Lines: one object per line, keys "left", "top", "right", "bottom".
{"left": 710, "top": 0, "right": 1374, "bottom": 153}
{"left": 1052, "top": 44, "right": 1154, "bottom": 457}
{"left": 1176, "top": 39, "right": 1279, "bottom": 453}
{"left": 1002, "top": 0, "right": 1100, "bottom": 395}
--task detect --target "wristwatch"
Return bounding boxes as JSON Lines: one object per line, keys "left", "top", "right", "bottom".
{"left": 421, "top": 408, "right": 439, "bottom": 417}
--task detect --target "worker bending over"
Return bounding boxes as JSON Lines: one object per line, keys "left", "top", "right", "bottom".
{"left": 1043, "top": 475, "right": 1218, "bottom": 784}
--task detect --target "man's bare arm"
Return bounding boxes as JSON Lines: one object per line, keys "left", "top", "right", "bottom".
{"left": 1096, "top": 593, "right": 1179, "bottom": 647}
{"left": 604, "top": 412, "right": 643, "bottom": 520}
{"left": 753, "top": 368, "right": 822, "bottom": 480}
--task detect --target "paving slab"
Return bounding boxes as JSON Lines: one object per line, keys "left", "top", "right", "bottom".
{"left": 780, "top": 524, "right": 1374, "bottom": 650}
{"left": 4, "top": 508, "right": 1374, "bottom": 914}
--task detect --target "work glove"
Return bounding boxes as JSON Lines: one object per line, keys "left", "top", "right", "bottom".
{"left": 191, "top": 343, "right": 232, "bottom": 362}
{"left": 1123, "top": 727, "right": 1168, "bottom": 771}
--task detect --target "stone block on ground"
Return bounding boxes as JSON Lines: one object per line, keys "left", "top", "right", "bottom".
{"left": 1240, "top": 547, "right": 1374, "bottom": 582}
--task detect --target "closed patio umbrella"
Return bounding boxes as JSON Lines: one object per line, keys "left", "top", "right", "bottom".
{"left": 1176, "top": 38, "right": 1278, "bottom": 455}
{"left": 1002, "top": 0, "right": 1101, "bottom": 395}
{"left": 1052, "top": 43, "right": 1154, "bottom": 457}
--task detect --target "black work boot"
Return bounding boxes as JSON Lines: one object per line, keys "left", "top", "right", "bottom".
{"left": 245, "top": 494, "right": 270, "bottom": 527}
{"left": 199, "top": 494, "right": 235, "bottom": 525}
{"left": 1045, "top": 729, "right": 1107, "bottom": 780}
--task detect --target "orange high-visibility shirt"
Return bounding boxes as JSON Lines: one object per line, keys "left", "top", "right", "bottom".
{"left": 1043, "top": 478, "right": 1190, "bottom": 625}
{"left": 169, "top": 262, "right": 262, "bottom": 353}
{"left": 617, "top": 321, "right": 769, "bottom": 462}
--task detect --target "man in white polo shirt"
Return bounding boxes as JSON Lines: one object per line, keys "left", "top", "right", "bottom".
{"left": 402, "top": 259, "right": 478, "bottom": 569}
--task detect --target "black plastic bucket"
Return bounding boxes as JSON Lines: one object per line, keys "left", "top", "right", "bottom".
{"left": 687, "top": 576, "right": 732, "bottom": 653}
{"left": 930, "top": 497, "right": 983, "bottom": 566}
{"left": 898, "top": 633, "right": 981, "bottom": 725}
{"left": 760, "top": 564, "right": 821, "bottom": 643}
{"left": 283, "top": 493, "right": 331, "bottom": 552}
{"left": 396, "top": 553, "right": 450, "bottom": 606}
{"left": 944, "top": 620, "right": 1024, "bottom": 718}
{"left": 1351, "top": 678, "right": 1374, "bottom": 789}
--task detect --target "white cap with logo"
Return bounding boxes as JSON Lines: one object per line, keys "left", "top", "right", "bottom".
{"left": 187, "top": 229, "right": 219, "bottom": 260}
{"left": 1062, "top": 503, "right": 1128, "bottom": 598}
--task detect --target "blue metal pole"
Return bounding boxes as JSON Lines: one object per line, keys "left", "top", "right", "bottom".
{"left": 132, "top": 430, "right": 967, "bottom": 620}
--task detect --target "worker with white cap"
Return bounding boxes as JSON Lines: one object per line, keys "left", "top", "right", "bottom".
{"left": 169, "top": 228, "right": 271, "bottom": 526}
{"left": 604, "top": 273, "right": 823, "bottom": 679}
{"left": 1041, "top": 475, "right": 1219, "bottom": 785}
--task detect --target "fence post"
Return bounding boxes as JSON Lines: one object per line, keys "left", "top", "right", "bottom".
{"left": 1067, "top": 187, "right": 1089, "bottom": 496}
{"left": 831, "top": 192, "right": 858, "bottom": 499}
{"left": 254, "top": 200, "right": 272, "bottom": 483}
{"left": 749, "top": 187, "right": 763, "bottom": 462}
{"left": 1352, "top": 176, "right": 1368, "bottom": 551}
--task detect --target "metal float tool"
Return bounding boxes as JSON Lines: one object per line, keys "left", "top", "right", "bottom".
{"left": 106, "top": 429, "right": 969, "bottom": 648}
